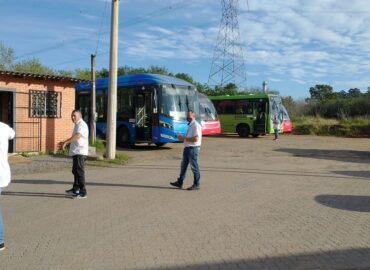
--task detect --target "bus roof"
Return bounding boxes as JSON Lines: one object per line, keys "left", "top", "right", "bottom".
{"left": 75, "top": 73, "right": 194, "bottom": 91}
{"left": 208, "top": 93, "right": 279, "bottom": 100}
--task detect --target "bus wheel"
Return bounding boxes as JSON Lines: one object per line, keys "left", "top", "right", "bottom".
{"left": 252, "top": 134, "right": 260, "bottom": 138}
{"left": 155, "top": 143, "right": 167, "bottom": 147}
{"left": 237, "top": 124, "right": 250, "bottom": 138}
{"left": 117, "top": 126, "right": 132, "bottom": 148}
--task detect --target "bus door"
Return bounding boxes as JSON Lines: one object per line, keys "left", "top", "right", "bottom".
{"left": 254, "top": 99, "right": 267, "bottom": 134}
{"left": 135, "top": 90, "right": 152, "bottom": 142}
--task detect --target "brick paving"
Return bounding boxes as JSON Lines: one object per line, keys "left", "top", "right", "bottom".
{"left": 1, "top": 135, "right": 370, "bottom": 270}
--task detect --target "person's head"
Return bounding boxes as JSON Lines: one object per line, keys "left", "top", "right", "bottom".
{"left": 71, "top": 110, "right": 82, "bottom": 124}
{"left": 187, "top": 110, "right": 195, "bottom": 123}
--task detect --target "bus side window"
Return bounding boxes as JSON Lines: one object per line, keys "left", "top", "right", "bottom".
{"left": 96, "top": 92, "right": 106, "bottom": 122}
{"left": 116, "top": 87, "right": 135, "bottom": 121}
{"left": 218, "top": 100, "right": 235, "bottom": 114}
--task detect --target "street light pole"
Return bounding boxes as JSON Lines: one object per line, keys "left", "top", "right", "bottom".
{"left": 106, "top": 0, "right": 119, "bottom": 159}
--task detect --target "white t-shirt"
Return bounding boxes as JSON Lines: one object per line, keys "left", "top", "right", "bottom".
{"left": 184, "top": 120, "right": 202, "bottom": 147}
{"left": 273, "top": 118, "right": 281, "bottom": 130}
{"left": 69, "top": 119, "right": 89, "bottom": 156}
{"left": 0, "top": 122, "right": 15, "bottom": 188}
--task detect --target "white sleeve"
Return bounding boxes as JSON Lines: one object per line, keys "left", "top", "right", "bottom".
{"left": 197, "top": 124, "right": 202, "bottom": 137}
{"left": 76, "top": 123, "right": 88, "bottom": 138}
{"left": 8, "top": 126, "right": 15, "bottom": 140}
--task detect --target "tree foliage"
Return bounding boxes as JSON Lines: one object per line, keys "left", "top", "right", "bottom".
{"left": 0, "top": 41, "right": 14, "bottom": 70}
{"left": 308, "top": 84, "right": 334, "bottom": 101}
{"left": 13, "top": 57, "right": 54, "bottom": 75}
{"left": 303, "top": 84, "right": 370, "bottom": 118}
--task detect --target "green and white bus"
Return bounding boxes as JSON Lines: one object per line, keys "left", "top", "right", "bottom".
{"left": 209, "top": 93, "right": 289, "bottom": 137}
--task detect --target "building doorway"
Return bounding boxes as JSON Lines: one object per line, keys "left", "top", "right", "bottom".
{"left": 0, "top": 90, "right": 15, "bottom": 152}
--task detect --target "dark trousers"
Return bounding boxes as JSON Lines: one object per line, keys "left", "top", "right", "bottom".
{"left": 72, "top": 155, "right": 87, "bottom": 195}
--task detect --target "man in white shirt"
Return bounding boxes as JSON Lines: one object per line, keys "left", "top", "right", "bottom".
{"left": 0, "top": 121, "right": 15, "bottom": 251}
{"left": 60, "top": 110, "right": 89, "bottom": 199}
{"left": 170, "top": 110, "right": 202, "bottom": 190}
{"left": 272, "top": 114, "right": 281, "bottom": 140}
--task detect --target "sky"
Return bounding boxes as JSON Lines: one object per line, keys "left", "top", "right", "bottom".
{"left": 1, "top": 0, "right": 370, "bottom": 99}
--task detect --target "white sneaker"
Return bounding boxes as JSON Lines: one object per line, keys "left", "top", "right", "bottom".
{"left": 74, "top": 194, "right": 87, "bottom": 199}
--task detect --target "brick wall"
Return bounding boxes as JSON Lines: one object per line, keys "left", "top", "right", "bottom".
{"left": 0, "top": 74, "right": 77, "bottom": 152}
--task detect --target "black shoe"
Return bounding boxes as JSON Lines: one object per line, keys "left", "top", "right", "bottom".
{"left": 65, "top": 188, "right": 79, "bottom": 196}
{"left": 0, "top": 243, "right": 5, "bottom": 251}
{"left": 187, "top": 184, "right": 200, "bottom": 190}
{"left": 170, "top": 181, "right": 183, "bottom": 189}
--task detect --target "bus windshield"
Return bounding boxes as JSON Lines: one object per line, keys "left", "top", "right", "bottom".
{"left": 199, "top": 93, "right": 218, "bottom": 121}
{"left": 161, "top": 85, "right": 198, "bottom": 121}
{"left": 269, "top": 96, "right": 282, "bottom": 118}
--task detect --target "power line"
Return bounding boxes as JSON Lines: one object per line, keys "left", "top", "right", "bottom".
{"left": 95, "top": 0, "right": 110, "bottom": 55}
{"left": 52, "top": 19, "right": 216, "bottom": 68}
{"left": 14, "top": 0, "right": 195, "bottom": 61}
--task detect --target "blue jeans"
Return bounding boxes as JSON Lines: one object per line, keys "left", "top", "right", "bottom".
{"left": 274, "top": 128, "right": 279, "bottom": 139}
{"left": 0, "top": 188, "right": 3, "bottom": 244}
{"left": 178, "top": 147, "right": 201, "bottom": 186}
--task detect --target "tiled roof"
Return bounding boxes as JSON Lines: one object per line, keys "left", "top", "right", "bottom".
{"left": 0, "top": 70, "right": 88, "bottom": 83}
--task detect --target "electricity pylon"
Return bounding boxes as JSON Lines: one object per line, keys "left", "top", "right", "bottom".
{"left": 208, "top": 0, "right": 247, "bottom": 89}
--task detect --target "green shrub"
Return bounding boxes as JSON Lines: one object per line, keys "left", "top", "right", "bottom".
{"left": 292, "top": 116, "right": 370, "bottom": 137}
{"left": 90, "top": 137, "right": 105, "bottom": 154}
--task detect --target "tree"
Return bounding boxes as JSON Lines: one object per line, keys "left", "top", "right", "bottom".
{"left": 347, "top": 88, "right": 362, "bottom": 98}
{"left": 56, "top": 69, "right": 74, "bottom": 77}
{"left": 175, "top": 73, "right": 194, "bottom": 84}
{"left": 223, "top": 83, "right": 238, "bottom": 95}
{"left": 74, "top": 68, "right": 91, "bottom": 80}
{"left": 0, "top": 41, "right": 15, "bottom": 70}
{"left": 146, "top": 65, "right": 169, "bottom": 75}
{"left": 336, "top": 90, "right": 347, "bottom": 99}
{"left": 13, "top": 57, "right": 54, "bottom": 75}
{"left": 309, "top": 84, "right": 334, "bottom": 101}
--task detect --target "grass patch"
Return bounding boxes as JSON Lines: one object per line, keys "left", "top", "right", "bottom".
{"left": 92, "top": 153, "right": 129, "bottom": 167}
{"left": 53, "top": 148, "right": 69, "bottom": 157}
{"left": 292, "top": 116, "right": 370, "bottom": 137}
{"left": 90, "top": 137, "right": 105, "bottom": 154}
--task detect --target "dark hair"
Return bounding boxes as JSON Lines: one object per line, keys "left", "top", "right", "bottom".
{"left": 72, "top": 109, "right": 82, "bottom": 117}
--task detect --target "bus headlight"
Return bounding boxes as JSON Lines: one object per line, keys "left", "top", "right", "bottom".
{"left": 159, "top": 120, "right": 173, "bottom": 130}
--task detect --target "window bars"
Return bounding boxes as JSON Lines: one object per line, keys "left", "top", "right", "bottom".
{"left": 30, "top": 90, "right": 61, "bottom": 118}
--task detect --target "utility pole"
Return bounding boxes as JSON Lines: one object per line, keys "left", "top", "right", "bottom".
{"left": 90, "top": 54, "right": 96, "bottom": 145}
{"left": 106, "top": 0, "right": 119, "bottom": 159}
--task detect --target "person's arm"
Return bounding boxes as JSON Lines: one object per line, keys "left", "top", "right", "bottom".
{"left": 8, "top": 127, "right": 15, "bottom": 140}
{"left": 184, "top": 135, "right": 199, "bottom": 143}
{"left": 177, "top": 134, "right": 198, "bottom": 142}
{"left": 60, "top": 133, "right": 81, "bottom": 150}
{"left": 184, "top": 124, "right": 201, "bottom": 142}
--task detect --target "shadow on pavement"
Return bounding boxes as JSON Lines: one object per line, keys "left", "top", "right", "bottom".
{"left": 121, "top": 164, "right": 364, "bottom": 180}
{"left": 12, "top": 179, "right": 174, "bottom": 190}
{"left": 332, "top": 171, "right": 370, "bottom": 179}
{"left": 275, "top": 148, "right": 370, "bottom": 164}
{"left": 2, "top": 191, "right": 70, "bottom": 199}
{"left": 138, "top": 247, "right": 370, "bottom": 270}
{"left": 117, "top": 145, "right": 172, "bottom": 152}
{"left": 315, "top": 195, "right": 370, "bottom": 212}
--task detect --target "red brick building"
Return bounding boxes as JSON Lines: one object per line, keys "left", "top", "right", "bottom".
{"left": 0, "top": 70, "right": 84, "bottom": 153}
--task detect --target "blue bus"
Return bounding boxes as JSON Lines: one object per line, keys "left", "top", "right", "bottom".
{"left": 75, "top": 73, "right": 199, "bottom": 147}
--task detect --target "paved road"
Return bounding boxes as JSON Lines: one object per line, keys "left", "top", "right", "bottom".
{"left": 1, "top": 135, "right": 370, "bottom": 270}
